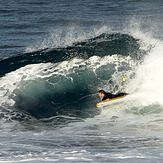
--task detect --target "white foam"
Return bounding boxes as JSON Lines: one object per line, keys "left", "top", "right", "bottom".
{"left": 126, "top": 42, "right": 163, "bottom": 106}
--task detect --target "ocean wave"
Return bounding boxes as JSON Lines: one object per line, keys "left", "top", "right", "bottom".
{"left": 0, "top": 32, "right": 155, "bottom": 122}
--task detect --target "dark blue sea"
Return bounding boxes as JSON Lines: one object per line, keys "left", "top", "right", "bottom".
{"left": 0, "top": 0, "right": 163, "bottom": 162}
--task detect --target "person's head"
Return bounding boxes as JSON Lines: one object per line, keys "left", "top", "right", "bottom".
{"left": 98, "top": 90, "right": 106, "bottom": 98}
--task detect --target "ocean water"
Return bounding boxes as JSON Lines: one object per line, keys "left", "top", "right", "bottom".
{"left": 0, "top": 0, "right": 163, "bottom": 162}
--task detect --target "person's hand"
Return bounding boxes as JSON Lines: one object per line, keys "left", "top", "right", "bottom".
{"left": 106, "top": 98, "right": 109, "bottom": 102}
{"left": 96, "top": 103, "right": 99, "bottom": 107}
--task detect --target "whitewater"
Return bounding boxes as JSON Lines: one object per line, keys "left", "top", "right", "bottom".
{"left": 0, "top": 0, "right": 163, "bottom": 162}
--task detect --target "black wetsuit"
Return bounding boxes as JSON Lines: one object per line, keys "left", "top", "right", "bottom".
{"left": 102, "top": 93, "right": 115, "bottom": 101}
{"left": 102, "top": 92, "right": 128, "bottom": 101}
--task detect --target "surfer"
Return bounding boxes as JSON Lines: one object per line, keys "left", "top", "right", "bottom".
{"left": 96, "top": 90, "right": 128, "bottom": 107}
{"left": 96, "top": 78, "right": 128, "bottom": 107}
{"left": 99, "top": 90, "right": 115, "bottom": 101}
{"left": 96, "top": 90, "right": 115, "bottom": 106}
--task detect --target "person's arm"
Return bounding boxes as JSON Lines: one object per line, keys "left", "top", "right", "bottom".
{"left": 102, "top": 95, "right": 110, "bottom": 102}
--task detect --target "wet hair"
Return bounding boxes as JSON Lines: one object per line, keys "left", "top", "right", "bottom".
{"left": 99, "top": 90, "right": 106, "bottom": 94}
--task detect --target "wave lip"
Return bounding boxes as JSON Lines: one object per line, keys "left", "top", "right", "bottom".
{"left": 0, "top": 33, "right": 147, "bottom": 77}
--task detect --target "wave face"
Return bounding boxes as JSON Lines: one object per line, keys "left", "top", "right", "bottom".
{"left": 0, "top": 33, "right": 146, "bottom": 120}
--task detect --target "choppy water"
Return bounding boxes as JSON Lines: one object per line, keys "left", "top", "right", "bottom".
{"left": 0, "top": 0, "right": 163, "bottom": 162}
